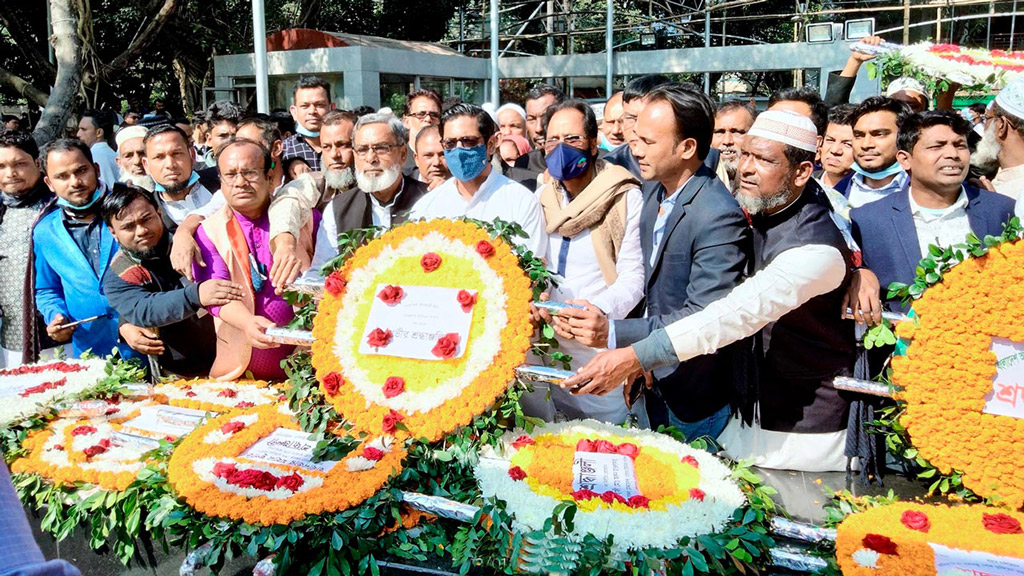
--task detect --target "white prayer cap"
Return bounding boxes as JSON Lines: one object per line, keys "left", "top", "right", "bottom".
{"left": 995, "top": 75, "right": 1024, "bottom": 120}
{"left": 496, "top": 103, "right": 526, "bottom": 120}
{"left": 115, "top": 125, "right": 148, "bottom": 149}
{"left": 746, "top": 109, "right": 819, "bottom": 153}
{"left": 378, "top": 106, "right": 394, "bottom": 116}
{"left": 481, "top": 102, "right": 499, "bottom": 123}
{"left": 886, "top": 77, "right": 930, "bottom": 100}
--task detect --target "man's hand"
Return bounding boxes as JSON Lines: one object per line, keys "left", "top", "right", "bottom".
{"left": 561, "top": 347, "right": 643, "bottom": 396}
{"left": 246, "top": 316, "right": 280, "bottom": 349}
{"left": 119, "top": 324, "right": 165, "bottom": 356}
{"left": 269, "top": 233, "right": 309, "bottom": 294}
{"left": 172, "top": 227, "right": 205, "bottom": 281}
{"left": 553, "top": 300, "right": 609, "bottom": 348}
{"left": 971, "top": 175, "right": 996, "bottom": 192}
{"left": 46, "top": 314, "right": 75, "bottom": 343}
{"left": 842, "top": 267, "right": 882, "bottom": 326}
{"left": 529, "top": 292, "right": 553, "bottom": 331}
{"left": 851, "top": 35, "right": 882, "bottom": 62}
{"left": 198, "top": 279, "right": 246, "bottom": 307}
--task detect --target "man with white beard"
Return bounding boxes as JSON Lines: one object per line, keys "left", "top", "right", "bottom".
{"left": 268, "top": 112, "right": 428, "bottom": 281}
{"left": 971, "top": 77, "right": 1024, "bottom": 202}
{"left": 115, "top": 126, "right": 154, "bottom": 191}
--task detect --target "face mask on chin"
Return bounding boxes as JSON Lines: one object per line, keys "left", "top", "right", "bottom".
{"left": 295, "top": 124, "right": 320, "bottom": 138}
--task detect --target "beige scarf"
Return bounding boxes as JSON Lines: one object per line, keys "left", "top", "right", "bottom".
{"left": 539, "top": 159, "right": 640, "bottom": 285}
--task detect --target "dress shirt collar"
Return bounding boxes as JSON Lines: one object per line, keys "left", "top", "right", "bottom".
{"left": 908, "top": 186, "right": 968, "bottom": 217}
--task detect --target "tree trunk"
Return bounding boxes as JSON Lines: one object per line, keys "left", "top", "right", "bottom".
{"left": 0, "top": 66, "right": 49, "bottom": 108}
{"left": 33, "top": 0, "right": 82, "bottom": 147}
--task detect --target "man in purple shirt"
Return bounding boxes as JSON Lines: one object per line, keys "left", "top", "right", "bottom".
{"left": 192, "top": 139, "right": 316, "bottom": 380}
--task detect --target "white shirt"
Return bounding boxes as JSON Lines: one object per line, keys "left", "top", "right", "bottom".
{"left": 409, "top": 168, "right": 548, "bottom": 260}
{"left": 161, "top": 183, "right": 214, "bottom": 225}
{"left": 908, "top": 187, "right": 971, "bottom": 258}
{"left": 307, "top": 184, "right": 407, "bottom": 276}
{"left": 995, "top": 164, "right": 1024, "bottom": 201}
{"left": 846, "top": 170, "right": 909, "bottom": 208}
{"left": 91, "top": 142, "right": 120, "bottom": 191}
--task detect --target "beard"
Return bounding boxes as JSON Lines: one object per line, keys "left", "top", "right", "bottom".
{"left": 160, "top": 178, "right": 189, "bottom": 196}
{"left": 972, "top": 122, "right": 1002, "bottom": 174}
{"left": 356, "top": 164, "right": 401, "bottom": 194}
{"left": 119, "top": 169, "right": 154, "bottom": 191}
{"left": 733, "top": 173, "right": 796, "bottom": 215}
{"left": 720, "top": 151, "right": 739, "bottom": 181}
{"left": 324, "top": 166, "right": 355, "bottom": 191}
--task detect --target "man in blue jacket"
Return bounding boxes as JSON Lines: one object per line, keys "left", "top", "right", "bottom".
{"left": 33, "top": 139, "right": 137, "bottom": 360}
{"left": 852, "top": 110, "right": 1015, "bottom": 315}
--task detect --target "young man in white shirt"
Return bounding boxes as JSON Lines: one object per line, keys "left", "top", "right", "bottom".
{"left": 409, "top": 104, "right": 547, "bottom": 260}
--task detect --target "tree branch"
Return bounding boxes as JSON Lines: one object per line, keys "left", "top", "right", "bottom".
{"left": 33, "top": 0, "right": 82, "bottom": 147}
{"left": 0, "top": 66, "right": 49, "bottom": 107}
{"left": 102, "top": 0, "right": 179, "bottom": 76}
{"left": 0, "top": 5, "right": 58, "bottom": 80}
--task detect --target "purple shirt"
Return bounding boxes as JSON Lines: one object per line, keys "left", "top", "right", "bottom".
{"left": 193, "top": 210, "right": 315, "bottom": 379}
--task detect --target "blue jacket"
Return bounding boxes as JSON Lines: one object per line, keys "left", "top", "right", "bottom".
{"left": 32, "top": 209, "right": 137, "bottom": 359}
{"left": 612, "top": 165, "right": 752, "bottom": 422}
{"left": 851, "top": 186, "right": 1015, "bottom": 312}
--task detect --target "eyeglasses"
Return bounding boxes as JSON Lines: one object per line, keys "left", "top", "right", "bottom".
{"left": 221, "top": 169, "right": 263, "bottom": 183}
{"left": 406, "top": 111, "right": 441, "bottom": 121}
{"left": 544, "top": 135, "right": 588, "bottom": 150}
{"left": 353, "top": 143, "right": 399, "bottom": 157}
{"left": 441, "top": 136, "right": 484, "bottom": 150}
{"left": 621, "top": 113, "right": 638, "bottom": 128}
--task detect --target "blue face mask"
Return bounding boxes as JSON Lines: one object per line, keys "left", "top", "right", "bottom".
{"left": 444, "top": 145, "right": 490, "bottom": 182}
{"left": 851, "top": 161, "right": 904, "bottom": 180}
{"left": 57, "top": 187, "right": 103, "bottom": 212}
{"left": 154, "top": 171, "right": 199, "bottom": 194}
{"left": 295, "top": 124, "right": 320, "bottom": 138}
{"left": 545, "top": 143, "right": 592, "bottom": 181}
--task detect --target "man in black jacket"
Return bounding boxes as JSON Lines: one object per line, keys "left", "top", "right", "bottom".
{"left": 101, "top": 185, "right": 245, "bottom": 377}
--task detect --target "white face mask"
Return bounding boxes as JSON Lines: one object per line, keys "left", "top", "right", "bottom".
{"left": 356, "top": 164, "right": 401, "bottom": 194}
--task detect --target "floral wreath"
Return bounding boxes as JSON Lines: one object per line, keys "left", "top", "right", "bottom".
{"left": 153, "top": 379, "right": 283, "bottom": 413}
{"left": 0, "top": 359, "right": 108, "bottom": 426}
{"left": 891, "top": 239, "right": 1024, "bottom": 508}
{"left": 901, "top": 42, "right": 1024, "bottom": 88}
{"left": 311, "top": 219, "right": 532, "bottom": 441}
{"left": 474, "top": 419, "right": 745, "bottom": 551}
{"left": 167, "top": 404, "right": 405, "bottom": 525}
{"left": 837, "top": 502, "right": 1024, "bottom": 575}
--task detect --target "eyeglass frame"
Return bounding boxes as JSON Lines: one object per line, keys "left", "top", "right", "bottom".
{"left": 353, "top": 142, "right": 401, "bottom": 158}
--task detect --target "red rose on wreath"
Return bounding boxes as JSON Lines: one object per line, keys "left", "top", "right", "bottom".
{"left": 616, "top": 443, "right": 640, "bottom": 459}
{"left": 185, "top": 391, "right": 197, "bottom": 397}
{"left": 363, "top": 447, "right": 385, "bottom": 461}
{"left": 456, "top": 290, "right": 477, "bottom": 312}
{"left": 220, "top": 421, "right": 245, "bottom": 434}
{"left": 593, "top": 440, "right": 616, "bottom": 453}
{"left": 322, "top": 372, "right": 342, "bottom": 395}
{"left": 382, "top": 376, "right": 406, "bottom": 398}
{"left": 83, "top": 445, "right": 107, "bottom": 458}
{"left": 213, "top": 462, "right": 238, "bottom": 479}
{"left": 862, "top": 534, "right": 899, "bottom": 555}
{"left": 378, "top": 285, "right": 405, "bottom": 305}
{"left": 689, "top": 488, "right": 706, "bottom": 502}
{"left": 508, "top": 466, "right": 527, "bottom": 481}
{"left": 382, "top": 409, "right": 404, "bottom": 433}
{"left": 235, "top": 401, "right": 254, "bottom": 408}
{"left": 511, "top": 435, "right": 535, "bottom": 449}
{"left": 576, "top": 439, "right": 595, "bottom": 452}
{"left": 627, "top": 495, "right": 650, "bottom": 508}
{"left": 571, "top": 489, "right": 599, "bottom": 500}
{"left": 681, "top": 455, "right": 700, "bottom": 468}
{"left": 420, "top": 252, "right": 442, "bottom": 272}
{"left": 476, "top": 240, "right": 495, "bottom": 258}
{"left": 431, "top": 333, "right": 460, "bottom": 359}
{"left": 325, "top": 271, "right": 346, "bottom": 296}
{"left": 600, "top": 491, "right": 627, "bottom": 504}
{"left": 900, "top": 510, "right": 931, "bottom": 532}
{"left": 71, "top": 426, "right": 97, "bottom": 436}
{"left": 367, "top": 328, "right": 393, "bottom": 347}
{"left": 217, "top": 389, "right": 237, "bottom": 398}
{"left": 276, "top": 473, "right": 305, "bottom": 492}
{"left": 983, "top": 513, "right": 1024, "bottom": 535}
{"left": 104, "top": 407, "right": 119, "bottom": 416}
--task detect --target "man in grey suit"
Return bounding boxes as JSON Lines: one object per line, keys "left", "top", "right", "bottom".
{"left": 554, "top": 85, "right": 752, "bottom": 440}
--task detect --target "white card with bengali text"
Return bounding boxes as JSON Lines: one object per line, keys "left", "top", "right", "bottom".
{"left": 930, "top": 542, "right": 1024, "bottom": 576}
{"left": 240, "top": 428, "right": 338, "bottom": 473}
{"left": 571, "top": 451, "right": 640, "bottom": 499}
{"left": 984, "top": 337, "right": 1024, "bottom": 419}
{"left": 358, "top": 284, "right": 475, "bottom": 361}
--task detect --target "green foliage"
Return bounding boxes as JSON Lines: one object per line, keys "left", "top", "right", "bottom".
{"left": 321, "top": 226, "right": 382, "bottom": 276}
{"left": 863, "top": 320, "right": 897, "bottom": 350}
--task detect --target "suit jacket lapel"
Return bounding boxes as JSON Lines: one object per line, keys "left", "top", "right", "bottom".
{"left": 964, "top": 187, "right": 992, "bottom": 238}
{"left": 891, "top": 192, "right": 923, "bottom": 280}
{"left": 648, "top": 170, "right": 707, "bottom": 276}
{"left": 639, "top": 182, "right": 660, "bottom": 282}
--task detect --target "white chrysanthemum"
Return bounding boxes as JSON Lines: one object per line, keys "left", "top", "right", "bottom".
{"left": 851, "top": 548, "right": 880, "bottom": 569}
{"left": 0, "top": 359, "right": 109, "bottom": 426}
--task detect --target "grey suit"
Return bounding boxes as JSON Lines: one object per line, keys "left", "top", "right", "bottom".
{"left": 612, "top": 165, "right": 752, "bottom": 424}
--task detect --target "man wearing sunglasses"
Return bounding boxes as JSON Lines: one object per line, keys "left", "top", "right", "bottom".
{"left": 402, "top": 90, "right": 443, "bottom": 177}
{"left": 409, "top": 104, "right": 547, "bottom": 259}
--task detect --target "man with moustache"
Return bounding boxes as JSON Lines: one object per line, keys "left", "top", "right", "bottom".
{"left": 565, "top": 110, "right": 857, "bottom": 471}
{"left": 0, "top": 131, "right": 53, "bottom": 366}
{"left": 115, "top": 125, "right": 154, "bottom": 191}
{"left": 712, "top": 100, "right": 756, "bottom": 187}
{"left": 413, "top": 125, "right": 451, "bottom": 190}
{"left": 847, "top": 97, "right": 912, "bottom": 208}
{"left": 401, "top": 89, "right": 443, "bottom": 176}
{"left": 143, "top": 124, "right": 215, "bottom": 232}
{"left": 282, "top": 76, "right": 335, "bottom": 178}
{"left": 599, "top": 92, "right": 626, "bottom": 150}
{"left": 514, "top": 84, "right": 565, "bottom": 174}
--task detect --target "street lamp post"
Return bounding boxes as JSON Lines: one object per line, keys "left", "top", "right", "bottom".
{"left": 490, "top": 0, "right": 500, "bottom": 105}
{"left": 252, "top": 0, "right": 269, "bottom": 113}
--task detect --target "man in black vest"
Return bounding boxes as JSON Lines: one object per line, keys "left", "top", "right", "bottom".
{"left": 566, "top": 110, "right": 857, "bottom": 472}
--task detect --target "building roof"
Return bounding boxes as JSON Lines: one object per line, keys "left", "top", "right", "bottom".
{"left": 266, "top": 28, "right": 461, "bottom": 56}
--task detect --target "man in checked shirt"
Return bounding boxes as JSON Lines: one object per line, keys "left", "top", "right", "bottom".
{"left": 281, "top": 76, "right": 336, "bottom": 180}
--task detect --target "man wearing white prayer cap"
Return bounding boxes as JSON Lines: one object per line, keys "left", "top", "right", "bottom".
{"left": 114, "top": 125, "right": 154, "bottom": 191}
{"left": 974, "top": 75, "right": 1024, "bottom": 201}
{"left": 885, "top": 77, "right": 930, "bottom": 113}
{"left": 565, "top": 109, "right": 857, "bottom": 473}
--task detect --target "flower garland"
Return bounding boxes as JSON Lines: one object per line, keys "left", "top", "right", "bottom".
{"left": 474, "top": 419, "right": 745, "bottom": 552}
{"left": 167, "top": 405, "right": 405, "bottom": 525}
{"left": 0, "top": 359, "right": 108, "bottom": 426}
{"left": 153, "top": 379, "right": 282, "bottom": 412}
{"left": 12, "top": 399, "right": 167, "bottom": 491}
{"left": 311, "top": 219, "right": 532, "bottom": 441}
{"left": 891, "top": 239, "right": 1024, "bottom": 508}
{"left": 901, "top": 42, "right": 1024, "bottom": 89}
{"left": 836, "top": 502, "right": 1024, "bottom": 575}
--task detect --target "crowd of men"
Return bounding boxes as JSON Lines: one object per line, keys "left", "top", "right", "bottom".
{"left": 2, "top": 41, "right": 1023, "bottom": 476}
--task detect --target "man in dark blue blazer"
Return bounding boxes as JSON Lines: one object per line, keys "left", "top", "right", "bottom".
{"left": 554, "top": 85, "right": 751, "bottom": 441}
{"left": 852, "top": 111, "right": 1015, "bottom": 315}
